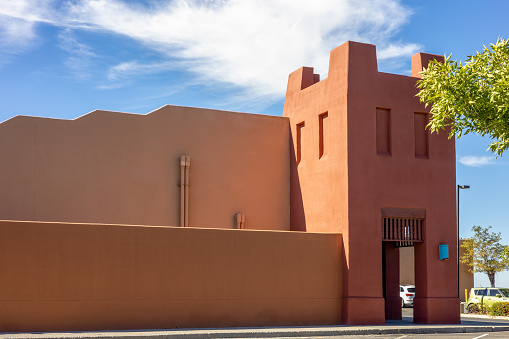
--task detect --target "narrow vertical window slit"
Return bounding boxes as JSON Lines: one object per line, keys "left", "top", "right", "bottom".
{"left": 296, "top": 122, "right": 305, "bottom": 164}
{"left": 319, "top": 113, "right": 328, "bottom": 158}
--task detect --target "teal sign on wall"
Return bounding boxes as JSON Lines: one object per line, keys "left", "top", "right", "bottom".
{"left": 439, "top": 244, "right": 449, "bottom": 260}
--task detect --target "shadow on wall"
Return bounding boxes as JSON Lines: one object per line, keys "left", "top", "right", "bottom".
{"left": 289, "top": 127, "right": 306, "bottom": 231}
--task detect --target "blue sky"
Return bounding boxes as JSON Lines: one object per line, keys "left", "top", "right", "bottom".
{"left": 0, "top": 0, "right": 508, "bottom": 286}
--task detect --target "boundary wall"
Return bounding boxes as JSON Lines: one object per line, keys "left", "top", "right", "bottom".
{"left": 0, "top": 220, "right": 342, "bottom": 332}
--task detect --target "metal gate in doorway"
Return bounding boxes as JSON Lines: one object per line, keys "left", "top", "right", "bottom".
{"left": 382, "top": 217, "right": 423, "bottom": 247}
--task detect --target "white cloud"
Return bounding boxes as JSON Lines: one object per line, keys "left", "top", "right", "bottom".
{"left": 106, "top": 61, "right": 177, "bottom": 81}
{"left": 0, "top": 15, "right": 36, "bottom": 53}
{"left": 0, "top": 0, "right": 56, "bottom": 21}
{"left": 0, "top": 0, "right": 59, "bottom": 64}
{"left": 0, "top": 0, "right": 420, "bottom": 103}
{"left": 96, "top": 83, "right": 126, "bottom": 90}
{"left": 377, "top": 43, "right": 421, "bottom": 59}
{"left": 459, "top": 156, "right": 496, "bottom": 167}
{"left": 57, "top": 28, "right": 97, "bottom": 80}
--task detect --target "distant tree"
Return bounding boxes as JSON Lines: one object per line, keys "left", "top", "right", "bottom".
{"left": 416, "top": 38, "right": 509, "bottom": 156}
{"left": 460, "top": 237, "right": 474, "bottom": 271}
{"left": 503, "top": 246, "right": 509, "bottom": 271}
{"left": 460, "top": 226, "right": 508, "bottom": 287}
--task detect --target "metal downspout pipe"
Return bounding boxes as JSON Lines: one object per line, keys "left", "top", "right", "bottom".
{"left": 235, "top": 213, "right": 245, "bottom": 229}
{"left": 180, "top": 155, "right": 191, "bottom": 227}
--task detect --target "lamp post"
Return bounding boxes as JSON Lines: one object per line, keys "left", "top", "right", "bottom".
{"left": 457, "top": 184, "right": 470, "bottom": 299}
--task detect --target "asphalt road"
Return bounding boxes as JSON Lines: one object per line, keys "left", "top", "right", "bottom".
{"left": 286, "top": 334, "right": 509, "bottom": 339}
{"left": 271, "top": 308, "right": 509, "bottom": 339}
{"left": 3, "top": 307, "right": 509, "bottom": 339}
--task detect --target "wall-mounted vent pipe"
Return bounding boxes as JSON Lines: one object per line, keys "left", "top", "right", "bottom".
{"left": 180, "top": 155, "right": 191, "bottom": 227}
{"left": 235, "top": 213, "right": 245, "bottom": 229}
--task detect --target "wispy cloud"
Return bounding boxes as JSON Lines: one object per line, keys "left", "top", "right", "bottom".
{"left": 0, "top": 13, "right": 36, "bottom": 65}
{"left": 377, "top": 43, "right": 421, "bottom": 59}
{"left": 0, "top": 0, "right": 421, "bottom": 104}
{"left": 459, "top": 156, "right": 496, "bottom": 167}
{"left": 0, "top": 0, "right": 59, "bottom": 64}
{"left": 57, "top": 28, "right": 97, "bottom": 80}
{"left": 106, "top": 60, "right": 177, "bottom": 81}
{"left": 0, "top": 15, "right": 36, "bottom": 55}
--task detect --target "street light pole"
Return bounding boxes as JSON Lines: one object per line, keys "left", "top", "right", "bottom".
{"left": 457, "top": 184, "right": 470, "bottom": 299}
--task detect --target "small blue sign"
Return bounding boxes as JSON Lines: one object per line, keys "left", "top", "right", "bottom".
{"left": 439, "top": 244, "right": 449, "bottom": 260}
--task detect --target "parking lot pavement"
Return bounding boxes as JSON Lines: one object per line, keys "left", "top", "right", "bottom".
{"left": 291, "top": 333, "right": 509, "bottom": 338}
{"left": 461, "top": 315, "right": 509, "bottom": 327}
{"left": 2, "top": 308, "right": 509, "bottom": 339}
{"left": 401, "top": 306, "right": 509, "bottom": 327}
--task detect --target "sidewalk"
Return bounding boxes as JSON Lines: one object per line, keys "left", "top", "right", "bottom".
{"left": 2, "top": 313, "right": 509, "bottom": 339}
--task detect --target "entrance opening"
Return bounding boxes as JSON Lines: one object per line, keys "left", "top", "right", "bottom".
{"left": 400, "top": 246, "right": 415, "bottom": 322}
{"left": 382, "top": 242, "right": 402, "bottom": 320}
{"left": 382, "top": 215, "right": 423, "bottom": 322}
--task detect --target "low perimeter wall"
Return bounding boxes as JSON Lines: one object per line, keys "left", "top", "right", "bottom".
{"left": 0, "top": 220, "right": 342, "bottom": 332}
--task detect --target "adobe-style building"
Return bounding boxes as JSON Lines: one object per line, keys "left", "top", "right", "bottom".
{"left": 0, "top": 41, "right": 459, "bottom": 332}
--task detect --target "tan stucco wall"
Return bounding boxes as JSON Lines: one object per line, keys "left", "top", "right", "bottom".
{"left": 0, "top": 220, "right": 342, "bottom": 332}
{"left": 0, "top": 105, "right": 290, "bottom": 230}
{"left": 399, "top": 246, "right": 415, "bottom": 286}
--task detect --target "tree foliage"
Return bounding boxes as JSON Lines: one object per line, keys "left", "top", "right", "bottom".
{"left": 416, "top": 38, "right": 509, "bottom": 156}
{"left": 460, "top": 225, "right": 508, "bottom": 287}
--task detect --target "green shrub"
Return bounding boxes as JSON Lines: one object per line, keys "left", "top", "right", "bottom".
{"left": 486, "top": 302, "right": 509, "bottom": 316}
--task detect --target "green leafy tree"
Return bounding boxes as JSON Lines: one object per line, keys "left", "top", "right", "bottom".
{"left": 416, "top": 38, "right": 509, "bottom": 156}
{"left": 502, "top": 246, "right": 509, "bottom": 269}
{"left": 460, "top": 225, "right": 508, "bottom": 287}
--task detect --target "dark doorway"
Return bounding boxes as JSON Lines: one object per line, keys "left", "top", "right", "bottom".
{"left": 381, "top": 211, "right": 425, "bottom": 323}
{"left": 382, "top": 242, "right": 402, "bottom": 320}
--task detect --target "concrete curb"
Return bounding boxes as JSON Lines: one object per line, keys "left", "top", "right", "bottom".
{"left": 461, "top": 313, "right": 509, "bottom": 320}
{"left": 3, "top": 325, "right": 509, "bottom": 339}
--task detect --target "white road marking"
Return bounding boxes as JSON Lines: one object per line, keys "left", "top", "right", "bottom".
{"left": 395, "top": 336, "right": 407, "bottom": 339}
{"left": 472, "top": 334, "right": 489, "bottom": 339}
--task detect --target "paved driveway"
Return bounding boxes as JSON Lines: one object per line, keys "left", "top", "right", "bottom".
{"left": 398, "top": 307, "right": 509, "bottom": 327}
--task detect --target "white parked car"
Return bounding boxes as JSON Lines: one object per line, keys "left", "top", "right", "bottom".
{"left": 400, "top": 285, "right": 415, "bottom": 307}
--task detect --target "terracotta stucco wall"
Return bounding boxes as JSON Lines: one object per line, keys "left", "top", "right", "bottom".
{"left": 284, "top": 41, "right": 458, "bottom": 324}
{"left": 346, "top": 44, "right": 458, "bottom": 323}
{"left": 283, "top": 61, "right": 348, "bottom": 236}
{"left": 0, "top": 220, "right": 342, "bottom": 332}
{"left": 0, "top": 105, "right": 290, "bottom": 230}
